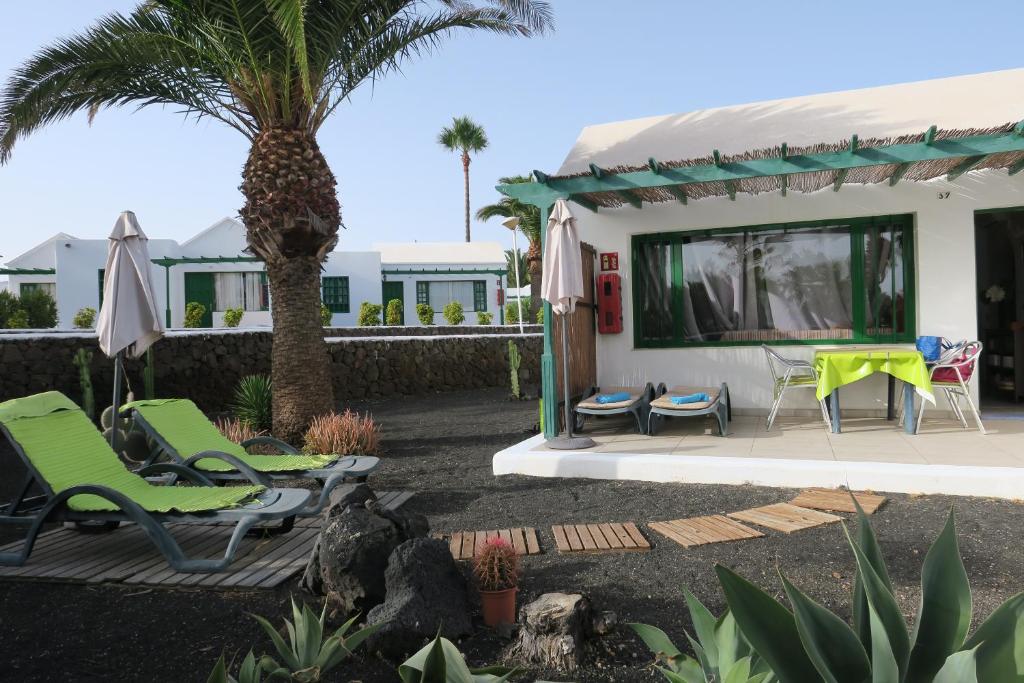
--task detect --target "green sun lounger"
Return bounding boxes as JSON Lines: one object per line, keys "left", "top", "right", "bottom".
{"left": 122, "top": 399, "right": 381, "bottom": 517}
{"left": 0, "top": 392, "right": 311, "bottom": 573}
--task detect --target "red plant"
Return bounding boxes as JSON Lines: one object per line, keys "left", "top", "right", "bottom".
{"left": 215, "top": 417, "right": 277, "bottom": 454}
{"left": 473, "top": 537, "right": 520, "bottom": 591}
{"left": 303, "top": 410, "right": 381, "bottom": 456}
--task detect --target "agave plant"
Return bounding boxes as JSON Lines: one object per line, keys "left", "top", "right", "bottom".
{"left": 398, "top": 634, "right": 516, "bottom": 682}
{"left": 207, "top": 599, "right": 380, "bottom": 683}
{"left": 232, "top": 374, "right": 273, "bottom": 432}
{"left": 716, "top": 499, "right": 1024, "bottom": 683}
{"left": 630, "top": 588, "right": 775, "bottom": 683}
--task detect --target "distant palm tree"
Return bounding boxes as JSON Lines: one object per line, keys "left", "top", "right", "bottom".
{"left": 0, "top": 0, "right": 553, "bottom": 440}
{"left": 505, "top": 248, "right": 530, "bottom": 285}
{"left": 438, "top": 116, "right": 488, "bottom": 242}
{"left": 477, "top": 175, "right": 542, "bottom": 317}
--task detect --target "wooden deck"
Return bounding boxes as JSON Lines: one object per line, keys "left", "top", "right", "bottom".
{"left": 0, "top": 490, "right": 411, "bottom": 589}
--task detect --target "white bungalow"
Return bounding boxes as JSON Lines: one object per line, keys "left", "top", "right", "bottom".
{"left": 2, "top": 218, "right": 507, "bottom": 328}
{"left": 494, "top": 68, "right": 1024, "bottom": 499}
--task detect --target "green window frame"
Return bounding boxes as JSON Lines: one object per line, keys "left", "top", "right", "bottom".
{"left": 322, "top": 276, "right": 350, "bottom": 313}
{"left": 416, "top": 281, "right": 487, "bottom": 312}
{"left": 98, "top": 269, "right": 105, "bottom": 308}
{"left": 472, "top": 281, "right": 487, "bottom": 312}
{"left": 631, "top": 214, "right": 916, "bottom": 348}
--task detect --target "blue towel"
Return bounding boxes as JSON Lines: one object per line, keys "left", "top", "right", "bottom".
{"left": 670, "top": 393, "right": 709, "bottom": 405}
{"left": 595, "top": 391, "right": 631, "bottom": 404}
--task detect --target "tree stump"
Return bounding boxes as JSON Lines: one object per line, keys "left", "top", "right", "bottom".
{"left": 508, "top": 593, "right": 592, "bottom": 672}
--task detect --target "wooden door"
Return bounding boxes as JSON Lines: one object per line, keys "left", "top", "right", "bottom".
{"left": 553, "top": 242, "right": 598, "bottom": 401}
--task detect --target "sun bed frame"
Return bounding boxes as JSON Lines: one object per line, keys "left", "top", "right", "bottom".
{"left": 127, "top": 408, "right": 379, "bottom": 517}
{"left": 573, "top": 383, "right": 655, "bottom": 434}
{"left": 0, "top": 422, "right": 311, "bottom": 573}
{"left": 647, "top": 382, "right": 732, "bottom": 436}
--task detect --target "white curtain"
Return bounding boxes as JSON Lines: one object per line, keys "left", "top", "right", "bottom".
{"left": 214, "top": 273, "right": 245, "bottom": 310}
{"left": 243, "top": 273, "right": 264, "bottom": 311}
{"left": 428, "top": 281, "right": 475, "bottom": 311}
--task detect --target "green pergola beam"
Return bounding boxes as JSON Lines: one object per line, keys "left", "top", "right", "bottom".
{"left": 381, "top": 268, "right": 506, "bottom": 276}
{"left": 889, "top": 163, "right": 911, "bottom": 186}
{"left": 615, "top": 190, "right": 643, "bottom": 209}
{"left": 0, "top": 268, "right": 56, "bottom": 275}
{"left": 713, "top": 149, "right": 737, "bottom": 200}
{"left": 947, "top": 154, "right": 988, "bottom": 181}
{"left": 665, "top": 185, "right": 688, "bottom": 204}
{"left": 570, "top": 194, "right": 599, "bottom": 212}
{"left": 833, "top": 134, "right": 860, "bottom": 191}
{"left": 779, "top": 143, "right": 788, "bottom": 197}
{"left": 150, "top": 256, "right": 261, "bottom": 266}
{"left": 498, "top": 125, "right": 1024, "bottom": 205}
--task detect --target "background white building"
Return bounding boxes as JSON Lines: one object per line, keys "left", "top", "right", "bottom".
{"left": 2, "top": 219, "right": 507, "bottom": 328}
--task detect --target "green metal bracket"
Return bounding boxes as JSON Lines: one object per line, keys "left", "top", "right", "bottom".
{"left": 588, "top": 163, "right": 604, "bottom": 179}
{"left": 947, "top": 155, "right": 988, "bottom": 181}
{"left": 833, "top": 134, "right": 859, "bottom": 191}
{"left": 924, "top": 125, "right": 937, "bottom": 145}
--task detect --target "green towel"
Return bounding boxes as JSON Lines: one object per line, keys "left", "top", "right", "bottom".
{"left": 0, "top": 392, "right": 263, "bottom": 513}
{"left": 124, "top": 399, "right": 336, "bottom": 473}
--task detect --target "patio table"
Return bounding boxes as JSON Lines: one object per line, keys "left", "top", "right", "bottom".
{"left": 814, "top": 348, "right": 934, "bottom": 434}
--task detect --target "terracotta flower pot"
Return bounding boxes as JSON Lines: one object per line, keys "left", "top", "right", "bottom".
{"left": 480, "top": 587, "right": 517, "bottom": 626}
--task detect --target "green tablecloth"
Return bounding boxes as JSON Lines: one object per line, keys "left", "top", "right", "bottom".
{"left": 814, "top": 348, "right": 934, "bottom": 403}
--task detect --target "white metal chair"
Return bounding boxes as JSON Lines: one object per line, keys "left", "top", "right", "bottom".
{"left": 915, "top": 340, "right": 985, "bottom": 434}
{"left": 898, "top": 339, "right": 967, "bottom": 426}
{"left": 762, "top": 345, "right": 830, "bottom": 430}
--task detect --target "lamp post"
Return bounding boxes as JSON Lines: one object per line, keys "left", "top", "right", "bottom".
{"left": 501, "top": 216, "right": 525, "bottom": 334}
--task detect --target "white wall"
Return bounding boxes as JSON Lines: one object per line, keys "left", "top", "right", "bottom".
{"left": 322, "top": 251, "right": 382, "bottom": 326}
{"left": 577, "top": 168, "right": 1024, "bottom": 416}
{"left": 382, "top": 264, "right": 506, "bottom": 326}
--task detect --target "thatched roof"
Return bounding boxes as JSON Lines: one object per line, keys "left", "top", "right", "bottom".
{"left": 517, "top": 70, "right": 1024, "bottom": 208}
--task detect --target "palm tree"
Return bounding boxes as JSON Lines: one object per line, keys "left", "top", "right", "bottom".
{"left": 438, "top": 116, "right": 488, "bottom": 242}
{"left": 0, "top": 0, "right": 553, "bottom": 441}
{"left": 477, "top": 174, "right": 542, "bottom": 318}
{"left": 505, "top": 248, "right": 529, "bottom": 285}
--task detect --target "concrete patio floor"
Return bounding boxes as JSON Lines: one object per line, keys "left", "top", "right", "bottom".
{"left": 493, "top": 413, "right": 1024, "bottom": 499}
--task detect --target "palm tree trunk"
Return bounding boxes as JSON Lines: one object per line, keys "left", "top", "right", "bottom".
{"left": 462, "top": 151, "right": 471, "bottom": 242}
{"left": 239, "top": 127, "right": 340, "bottom": 442}
{"left": 266, "top": 256, "right": 334, "bottom": 441}
{"left": 527, "top": 239, "right": 542, "bottom": 320}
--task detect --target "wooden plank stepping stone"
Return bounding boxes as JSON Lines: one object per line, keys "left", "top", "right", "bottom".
{"left": 648, "top": 516, "right": 762, "bottom": 548}
{"left": 728, "top": 503, "right": 842, "bottom": 533}
{"left": 551, "top": 523, "right": 650, "bottom": 554}
{"left": 434, "top": 528, "right": 541, "bottom": 561}
{"left": 791, "top": 488, "right": 887, "bottom": 514}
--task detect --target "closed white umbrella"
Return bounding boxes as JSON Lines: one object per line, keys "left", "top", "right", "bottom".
{"left": 97, "top": 211, "right": 164, "bottom": 451}
{"left": 541, "top": 199, "right": 595, "bottom": 449}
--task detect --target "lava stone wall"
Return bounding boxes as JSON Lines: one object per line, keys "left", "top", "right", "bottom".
{"left": 0, "top": 330, "right": 542, "bottom": 412}
{"left": 323, "top": 324, "right": 542, "bottom": 337}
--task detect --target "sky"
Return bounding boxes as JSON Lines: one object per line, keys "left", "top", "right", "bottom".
{"left": 0, "top": 0, "right": 1021, "bottom": 264}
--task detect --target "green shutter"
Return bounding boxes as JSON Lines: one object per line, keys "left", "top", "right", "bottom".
{"left": 472, "top": 281, "right": 486, "bottom": 312}
{"left": 97, "top": 269, "right": 105, "bottom": 308}
{"left": 416, "top": 282, "right": 429, "bottom": 305}
{"left": 322, "top": 276, "right": 350, "bottom": 313}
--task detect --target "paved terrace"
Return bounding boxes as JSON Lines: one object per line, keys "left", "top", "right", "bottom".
{"left": 494, "top": 415, "right": 1024, "bottom": 499}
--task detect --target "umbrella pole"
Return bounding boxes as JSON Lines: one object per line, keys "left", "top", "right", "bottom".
{"left": 546, "top": 311, "right": 596, "bottom": 450}
{"left": 111, "top": 351, "right": 123, "bottom": 454}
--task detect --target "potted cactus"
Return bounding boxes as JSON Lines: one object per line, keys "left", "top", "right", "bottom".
{"left": 473, "top": 537, "right": 520, "bottom": 626}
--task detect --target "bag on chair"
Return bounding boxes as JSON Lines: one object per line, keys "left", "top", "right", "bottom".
{"left": 932, "top": 351, "right": 974, "bottom": 383}
{"left": 916, "top": 336, "right": 943, "bottom": 362}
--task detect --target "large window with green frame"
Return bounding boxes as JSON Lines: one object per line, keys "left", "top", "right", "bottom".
{"left": 631, "top": 214, "right": 915, "bottom": 347}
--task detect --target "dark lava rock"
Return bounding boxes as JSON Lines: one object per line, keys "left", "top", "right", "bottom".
{"left": 365, "top": 537, "right": 472, "bottom": 659}
{"left": 300, "top": 486, "right": 427, "bottom": 614}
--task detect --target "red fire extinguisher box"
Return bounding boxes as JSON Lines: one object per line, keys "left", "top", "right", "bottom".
{"left": 596, "top": 273, "right": 623, "bottom": 334}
